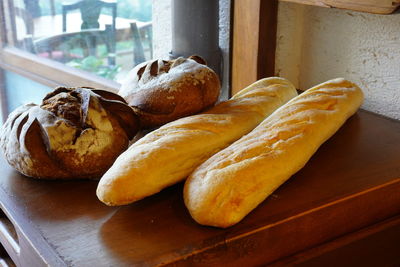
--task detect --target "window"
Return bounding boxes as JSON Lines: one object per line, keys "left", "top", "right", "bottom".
{"left": 0, "top": 0, "right": 230, "bottom": 122}
{"left": 0, "top": 0, "right": 154, "bottom": 120}
{"left": 2, "top": 0, "right": 153, "bottom": 80}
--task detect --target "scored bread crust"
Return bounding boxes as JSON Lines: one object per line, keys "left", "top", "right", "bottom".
{"left": 96, "top": 77, "right": 298, "bottom": 205}
{"left": 119, "top": 56, "right": 221, "bottom": 128}
{"left": 183, "top": 78, "right": 364, "bottom": 228}
{"left": 0, "top": 87, "right": 139, "bottom": 179}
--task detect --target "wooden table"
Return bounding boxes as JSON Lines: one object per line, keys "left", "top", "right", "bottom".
{"left": 0, "top": 110, "right": 399, "bottom": 266}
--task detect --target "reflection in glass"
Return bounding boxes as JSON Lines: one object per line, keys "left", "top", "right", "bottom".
{"left": 3, "top": 70, "right": 52, "bottom": 114}
{"left": 5, "top": 0, "right": 153, "bottom": 82}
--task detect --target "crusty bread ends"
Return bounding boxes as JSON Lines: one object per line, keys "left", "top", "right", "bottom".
{"left": 184, "top": 78, "right": 364, "bottom": 228}
{"left": 96, "top": 77, "right": 298, "bottom": 205}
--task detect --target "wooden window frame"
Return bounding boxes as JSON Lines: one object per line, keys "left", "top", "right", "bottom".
{"left": 231, "top": 0, "right": 279, "bottom": 95}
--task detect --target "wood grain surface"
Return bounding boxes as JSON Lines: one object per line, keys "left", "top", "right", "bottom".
{"left": 271, "top": 215, "right": 400, "bottom": 266}
{"left": 280, "top": 0, "right": 400, "bottom": 14}
{"left": 0, "top": 110, "right": 399, "bottom": 266}
{"left": 231, "top": 0, "right": 278, "bottom": 95}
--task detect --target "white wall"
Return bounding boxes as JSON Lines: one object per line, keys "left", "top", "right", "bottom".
{"left": 152, "top": 0, "right": 172, "bottom": 59}
{"left": 276, "top": 2, "right": 400, "bottom": 120}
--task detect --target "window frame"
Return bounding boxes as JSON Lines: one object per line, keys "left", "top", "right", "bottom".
{"left": 231, "top": 0, "right": 278, "bottom": 95}
{"left": 0, "top": 47, "right": 120, "bottom": 91}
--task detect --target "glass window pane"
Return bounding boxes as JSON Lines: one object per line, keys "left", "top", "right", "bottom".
{"left": 4, "top": 0, "right": 154, "bottom": 82}
{"left": 3, "top": 70, "right": 52, "bottom": 114}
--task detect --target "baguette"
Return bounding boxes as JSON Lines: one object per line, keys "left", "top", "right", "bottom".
{"left": 96, "top": 77, "right": 297, "bottom": 205}
{"left": 183, "top": 78, "right": 364, "bottom": 228}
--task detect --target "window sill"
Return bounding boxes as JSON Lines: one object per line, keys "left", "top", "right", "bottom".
{"left": 0, "top": 47, "right": 120, "bottom": 92}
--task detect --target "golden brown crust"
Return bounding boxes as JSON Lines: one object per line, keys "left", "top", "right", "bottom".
{"left": 0, "top": 87, "right": 139, "bottom": 179}
{"left": 119, "top": 56, "right": 221, "bottom": 128}
{"left": 97, "top": 77, "right": 298, "bottom": 206}
{"left": 184, "top": 78, "right": 364, "bottom": 228}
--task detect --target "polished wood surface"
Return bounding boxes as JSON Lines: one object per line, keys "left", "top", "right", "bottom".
{"left": 231, "top": 0, "right": 278, "bottom": 95}
{"left": 0, "top": 110, "right": 399, "bottom": 266}
{"left": 272, "top": 215, "right": 400, "bottom": 266}
{"left": 280, "top": 0, "right": 400, "bottom": 14}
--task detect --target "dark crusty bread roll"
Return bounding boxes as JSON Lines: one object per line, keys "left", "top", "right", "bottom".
{"left": 0, "top": 87, "right": 139, "bottom": 179}
{"left": 184, "top": 78, "right": 364, "bottom": 228}
{"left": 119, "top": 55, "right": 220, "bottom": 128}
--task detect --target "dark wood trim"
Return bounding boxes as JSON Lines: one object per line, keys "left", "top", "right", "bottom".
{"left": 227, "top": 0, "right": 234, "bottom": 98}
{"left": 258, "top": 0, "right": 279, "bottom": 81}
{"left": 0, "top": 47, "right": 120, "bottom": 92}
{"left": 231, "top": 0, "right": 278, "bottom": 94}
{"left": 270, "top": 215, "right": 400, "bottom": 266}
{"left": 0, "top": 185, "right": 66, "bottom": 266}
{"left": 280, "top": 0, "right": 400, "bottom": 15}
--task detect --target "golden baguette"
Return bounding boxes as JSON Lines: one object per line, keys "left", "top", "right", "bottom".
{"left": 96, "top": 77, "right": 298, "bottom": 205}
{"left": 184, "top": 78, "right": 364, "bottom": 228}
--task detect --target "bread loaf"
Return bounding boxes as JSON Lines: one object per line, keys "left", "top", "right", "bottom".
{"left": 0, "top": 87, "right": 139, "bottom": 179}
{"left": 184, "top": 78, "right": 364, "bottom": 228}
{"left": 119, "top": 55, "right": 221, "bottom": 129}
{"left": 96, "top": 77, "right": 298, "bottom": 205}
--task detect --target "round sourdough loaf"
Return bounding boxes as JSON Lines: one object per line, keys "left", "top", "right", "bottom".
{"left": 0, "top": 87, "right": 139, "bottom": 179}
{"left": 119, "top": 55, "right": 220, "bottom": 128}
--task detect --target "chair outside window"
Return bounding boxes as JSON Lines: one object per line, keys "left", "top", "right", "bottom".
{"left": 62, "top": 0, "right": 117, "bottom": 66}
{"left": 24, "top": 24, "right": 119, "bottom": 79}
{"left": 31, "top": 26, "right": 114, "bottom": 60}
{"left": 130, "top": 22, "right": 145, "bottom": 66}
{"left": 62, "top": 0, "right": 117, "bottom": 32}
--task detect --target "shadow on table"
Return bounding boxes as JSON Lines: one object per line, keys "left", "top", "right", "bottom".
{"left": 5, "top": 169, "right": 114, "bottom": 221}
{"left": 99, "top": 182, "right": 226, "bottom": 265}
